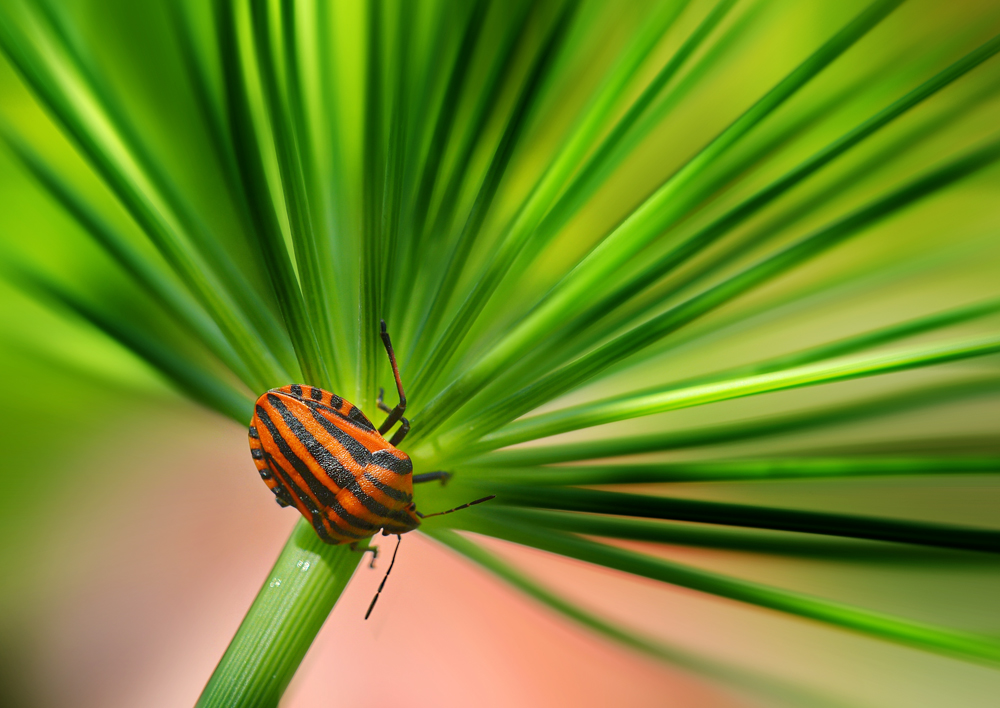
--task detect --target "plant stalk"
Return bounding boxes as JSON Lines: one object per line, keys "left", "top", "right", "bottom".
{"left": 195, "top": 519, "right": 362, "bottom": 708}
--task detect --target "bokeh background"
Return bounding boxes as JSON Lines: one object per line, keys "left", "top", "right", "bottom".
{"left": 1, "top": 0, "right": 999, "bottom": 706}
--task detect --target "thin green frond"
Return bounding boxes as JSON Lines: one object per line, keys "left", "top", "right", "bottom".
{"left": 477, "top": 333, "right": 1000, "bottom": 451}
{"left": 430, "top": 527, "right": 862, "bottom": 708}
{"left": 2, "top": 259, "right": 253, "bottom": 423}
{"left": 410, "top": 0, "right": 907, "bottom": 440}
{"left": 485, "top": 484, "right": 1000, "bottom": 553}
{"left": 435, "top": 138, "right": 1000, "bottom": 450}
{"left": 454, "top": 512, "right": 1000, "bottom": 665}
{"left": 472, "top": 378, "right": 1000, "bottom": 466}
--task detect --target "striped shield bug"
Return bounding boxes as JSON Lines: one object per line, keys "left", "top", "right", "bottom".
{"left": 248, "top": 320, "right": 493, "bottom": 617}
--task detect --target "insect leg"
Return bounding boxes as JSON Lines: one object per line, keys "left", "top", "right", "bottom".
{"left": 379, "top": 383, "right": 410, "bottom": 444}
{"left": 376, "top": 387, "right": 392, "bottom": 414}
{"left": 388, "top": 417, "right": 410, "bottom": 445}
{"left": 349, "top": 541, "right": 379, "bottom": 569}
{"left": 412, "top": 471, "right": 452, "bottom": 485}
{"left": 377, "top": 320, "right": 407, "bottom": 436}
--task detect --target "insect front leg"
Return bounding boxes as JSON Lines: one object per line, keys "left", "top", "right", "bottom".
{"left": 377, "top": 385, "right": 411, "bottom": 445}
{"left": 388, "top": 417, "right": 409, "bottom": 445}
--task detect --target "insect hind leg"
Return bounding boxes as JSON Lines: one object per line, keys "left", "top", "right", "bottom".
{"left": 365, "top": 535, "right": 402, "bottom": 620}
{"left": 349, "top": 541, "right": 379, "bottom": 569}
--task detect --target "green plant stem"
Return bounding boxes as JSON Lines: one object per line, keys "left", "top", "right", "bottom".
{"left": 196, "top": 519, "right": 362, "bottom": 708}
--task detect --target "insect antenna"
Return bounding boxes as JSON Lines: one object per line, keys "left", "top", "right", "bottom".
{"left": 365, "top": 534, "right": 402, "bottom": 620}
{"left": 377, "top": 320, "right": 408, "bottom": 438}
{"left": 415, "top": 495, "right": 496, "bottom": 519}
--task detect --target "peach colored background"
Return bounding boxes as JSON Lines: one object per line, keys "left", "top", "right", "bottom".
{"left": 22, "top": 406, "right": 751, "bottom": 708}
{"left": 13, "top": 404, "right": 1000, "bottom": 708}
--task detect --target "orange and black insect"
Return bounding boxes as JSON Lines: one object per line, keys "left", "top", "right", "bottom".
{"left": 248, "top": 320, "right": 492, "bottom": 617}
